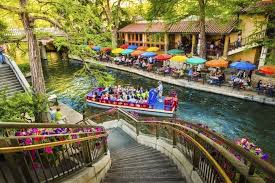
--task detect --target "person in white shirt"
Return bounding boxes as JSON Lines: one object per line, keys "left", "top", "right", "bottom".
{"left": 157, "top": 81, "right": 163, "bottom": 102}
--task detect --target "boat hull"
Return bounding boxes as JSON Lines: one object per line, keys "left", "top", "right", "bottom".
{"left": 87, "top": 100, "right": 175, "bottom": 117}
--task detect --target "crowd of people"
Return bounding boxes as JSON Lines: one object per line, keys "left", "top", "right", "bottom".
{"left": 95, "top": 52, "right": 275, "bottom": 98}
{"left": 257, "top": 80, "right": 275, "bottom": 97}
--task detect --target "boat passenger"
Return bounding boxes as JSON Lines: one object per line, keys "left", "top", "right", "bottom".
{"left": 128, "top": 97, "right": 137, "bottom": 103}
{"left": 157, "top": 81, "right": 163, "bottom": 102}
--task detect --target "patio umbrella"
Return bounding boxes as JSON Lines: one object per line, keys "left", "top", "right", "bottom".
{"left": 167, "top": 49, "right": 184, "bottom": 55}
{"left": 120, "top": 44, "right": 128, "bottom": 49}
{"left": 131, "top": 50, "right": 144, "bottom": 57}
{"left": 230, "top": 61, "right": 256, "bottom": 71}
{"left": 128, "top": 45, "right": 138, "bottom": 50}
{"left": 170, "top": 55, "right": 188, "bottom": 62}
{"left": 112, "top": 48, "right": 124, "bottom": 54}
{"left": 187, "top": 57, "right": 206, "bottom": 65}
{"left": 141, "top": 52, "right": 157, "bottom": 57}
{"left": 259, "top": 65, "right": 275, "bottom": 75}
{"left": 146, "top": 47, "right": 160, "bottom": 52}
{"left": 154, "top": 54, "right": 172, "bottom": 61}
{"left": 121, "top": 49, "right": 134, "bottom": 55}
{"left": 92, "top": 46, "right": 101, "bottom": 51}
{"left": 102, "top": 47, "right": 112, "bottom": 52}
{"left": 205, "top": 59, "right": 228, "bottom": 68}
{"left": 137, "top": 46, "right": 148, "bottom": 51}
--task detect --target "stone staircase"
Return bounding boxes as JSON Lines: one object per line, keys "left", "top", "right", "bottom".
{"left": 0, "top": 64, "right": 25, "bottom": 96}
{"left": 103, "top": 128, "right": 186, "bottom": 183}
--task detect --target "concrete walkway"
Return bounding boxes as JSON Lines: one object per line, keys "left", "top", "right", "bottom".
{"left": 70, "top": 56, "right": 275, "bottom": 106}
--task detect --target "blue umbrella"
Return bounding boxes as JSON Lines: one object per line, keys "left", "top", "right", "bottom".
{"left": 128, "top": 45, "right": 138, "bottom": 50}
{"left": 141, "top": 52, "right": 157, "bottom": 57}
{"left": 230, "top": 61, "right": 256, "bottom": 70}
{"left": 121, "top": 49, "right": 134, "bottom": 55}
{"left": 92, "top": 46, "right": 101, "bottom": 51}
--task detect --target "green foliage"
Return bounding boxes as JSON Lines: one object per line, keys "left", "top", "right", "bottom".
{"left": 0, "top": 19, "right": 9, "bottom": 43}
{"left": 18, "top": 63, "right": 30, "bottom": 75}
{"left": 0, "top": 91, "right": 33, "bottom": 121}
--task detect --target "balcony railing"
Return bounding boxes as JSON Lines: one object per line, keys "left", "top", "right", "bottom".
{"left": 89, "top": 108, "right": 275, "bottom": 183}
{"left": 0, "top": 123, "right": 108, "bottom": 183}
{"left": 229, "top": 30, "right": 266, "bottom": 52}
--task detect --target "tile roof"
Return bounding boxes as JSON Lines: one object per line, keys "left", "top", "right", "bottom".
{"left": 118, "top": 20, "right": 238, "bottom": 34}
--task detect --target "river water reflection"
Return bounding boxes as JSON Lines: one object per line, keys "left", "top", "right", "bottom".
{"left": 16, "top": 52, "right": 275, "bottom": 162}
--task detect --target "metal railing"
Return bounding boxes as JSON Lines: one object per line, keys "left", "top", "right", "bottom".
{"left": 0, "top": 123, "right": 108, "bottom": 183}
{"left": 89, "top": 108, "right": 275, "bottom": 183}
{"left": 229, "top": 30, "right": 266, "bottom": 51}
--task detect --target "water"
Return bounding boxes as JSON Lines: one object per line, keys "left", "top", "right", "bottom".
{"left": 14, "top": 52, "right": 275, "bottom": 162}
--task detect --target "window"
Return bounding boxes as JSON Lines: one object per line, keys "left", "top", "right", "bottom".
{"left": 140, "top": 34, "right": 143, "bottom": 41}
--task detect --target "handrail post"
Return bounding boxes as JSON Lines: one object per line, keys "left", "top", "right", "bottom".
{"left": 248, "top": 164, "right": 255, "bottom": 175}
{"left": 103, "top": 136, "right": 108, "bottom": 155}
{"left": 81, "top": 134, "right": 92, "bottom": 165}
{"left": 172, "top": 125, "right": 176, "bottom": 147}
{"left": 136, "top": 122, "right": 139, "bottom": 136}
{"left": 156, "top": 123, "right": 159, "bottom": 139}
{"left": 192, "top": 146, "right": 200, "bottom": 170}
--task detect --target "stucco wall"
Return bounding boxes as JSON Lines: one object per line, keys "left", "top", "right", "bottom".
{"left": 239, "top": 15, "right": 267, "bottom": 38}
{"left": 228, "top": 47, "right": 261, "bottom": 64}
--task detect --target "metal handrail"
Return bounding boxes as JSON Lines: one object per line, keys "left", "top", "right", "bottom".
{"left": 89, "top": 108, "right": 275, "bottom": 182}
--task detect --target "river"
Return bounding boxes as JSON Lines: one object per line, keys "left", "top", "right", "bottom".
{"left": 14, "top": 51, "right": 275, "bottom": 162}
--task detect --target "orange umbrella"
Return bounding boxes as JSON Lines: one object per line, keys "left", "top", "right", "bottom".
{"left": 137, "top": 46, "right": 148, "bottom": 51}
{"left": 154, "top": 54, "right": 172, "bottom": 61}
{"left": 205, "top": 59, "right": 228, "bottom": 68}
{"left": 131, "top": 50, "right": 144, "bottom": 57}
{"left": 259, "top": 65, "right": 275, "bottom": 75}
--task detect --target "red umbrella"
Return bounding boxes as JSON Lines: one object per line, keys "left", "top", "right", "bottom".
{"left": 259, "top": 65, "right": 275, "bottom": 75}
{"left": 102, "top": 47, "right": 112, "bottom": 52}
{"left": 120, "top": 44, "right": 128, "bottom": 49}
{"left": 154, "top": 54, "right": 172, "bottom": 61}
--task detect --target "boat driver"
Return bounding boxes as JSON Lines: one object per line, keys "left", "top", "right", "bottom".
{"left": 157, "top": 81, "right": 163, "bottom": 102}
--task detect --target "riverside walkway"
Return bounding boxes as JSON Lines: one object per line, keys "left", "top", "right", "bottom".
{"left": 70, "top": 56, "right": 275, "bottom": 106}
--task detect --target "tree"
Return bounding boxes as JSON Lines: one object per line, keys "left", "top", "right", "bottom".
{"left": 0, "top": 0, "right": 62, "bottom": 122}
{"left": 146, "top": 0, "right": 257, "bottom": 58}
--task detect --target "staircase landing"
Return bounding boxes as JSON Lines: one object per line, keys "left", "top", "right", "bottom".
{"left": 103, "top": 128, "right": 186, "bottom": 183}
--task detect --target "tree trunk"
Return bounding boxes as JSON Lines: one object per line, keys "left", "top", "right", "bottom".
{"left": 111, "top": 27, "right": 118, "bottom": 48}
{"left": 20, "top": 0, "right": 48, "bottom": 123}
{"left": 198, "top": 0, "right": 207, "bottom": 59}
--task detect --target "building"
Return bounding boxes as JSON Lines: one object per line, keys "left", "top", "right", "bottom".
{"left": 117, "top": 1, "right": 273, "bottom": 67}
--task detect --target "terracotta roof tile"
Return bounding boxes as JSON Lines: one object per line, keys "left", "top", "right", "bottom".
{"left": 118, "top": 20, "right": 238, "bottom": 34}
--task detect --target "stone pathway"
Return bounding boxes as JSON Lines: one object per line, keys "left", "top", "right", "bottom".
{"left": 70, "top": 56, "right": 275, "bottom": 106}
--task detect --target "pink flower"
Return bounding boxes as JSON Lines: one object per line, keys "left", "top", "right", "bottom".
{"left": 25, "top": 138, "right": 32, "bottom": 145}
{"left": 44, "top": 147, "right": 53, "bottom": 154}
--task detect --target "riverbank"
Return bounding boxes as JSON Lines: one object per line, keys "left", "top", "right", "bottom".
{"left": 70, "top": 55, "right": 275, "bottom": 106}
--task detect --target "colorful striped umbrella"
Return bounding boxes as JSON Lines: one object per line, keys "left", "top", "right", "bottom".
{"left": 112, "top": 48, "right": 124, "bottom": 54}
{"left": 121, "top": 49, "right": 134, "bottom": 55}
{"left": 128, "top": 45, "right": 138, "bottom": 50}
{"left": 187, "top": 57, "right": 206, "bottom": 65}
{"left": 131, "top": 50, "right": 144, "bottom": 57}
{"left": 259, "top": 65, "right": 275, "bottom": 75}
{"left": 137, "top": 46, "right": 148, "bottom": 51}
{"left": 146, "top": 47, "right": 160, "bottom": 52}
{"left": 167, "top": 49, "right": 184, "bottom": 55}
{"left": 154, "top": 54, "right": 172, "bottom": 61}
{"left": 170, "top": 55, "right": 188, "bottom": 62}
{"left": 141, "top": 52, "right": 157, "bottom": 57}
{"left": 119, "top": 44, "right": 128, "bottom": 49}
{"left": 230, "top": 61, "right": 256, "bottom": 71}
{"left": 205, "top": 59, "right": 228, "bottom": 68}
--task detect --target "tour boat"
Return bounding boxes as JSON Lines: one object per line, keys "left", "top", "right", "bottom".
{"left": 86, "top": 87, "right": 178, "bottom": 117}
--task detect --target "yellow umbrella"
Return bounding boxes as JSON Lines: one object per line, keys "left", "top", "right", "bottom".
{"left": 146, "top": 47, "right": 160, "bottom": 52}
{"left": 112, "top": 48, "right": 124, "bottom": 54}
{"left": 170, "top": 56, "right": 188, "bottom": 62}
{"left": 205, "top": 59, "right": 228, "bottom": 68}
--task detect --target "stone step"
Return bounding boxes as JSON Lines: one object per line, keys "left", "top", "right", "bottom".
{"left": 0, "top": 81, "right": 21, "bottom": 87}
{"left": 108, "top": 162, "right": 176, "bottom": 172}
{"left": 0, "top": 73, "right": 18, "bottom": 80}
{"left": 112, "top": 149, "right": 160, "bottom": 161}
{"left": 111, "top": 144, "right": 148, "bottom": 154}
{"left": 107, "top": 167, "right": 179, "bottom": 176}
{"left": 112, "top": 157, "right": 171, "bottom": 168}
{"left": 112, "top": 153, "right": 166, "bottom": 163}
{"left": 0, "top": 84, "right": 22, "bottom": 91}
{"left": 0, "top": 78, "right": 19, "bottom": 85}
{"left": 6, "top": 90, "right": 25, "bottom": 96}
{"left": 104, "top": 177, "right": 186, "bottom": 182}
